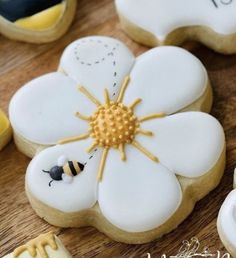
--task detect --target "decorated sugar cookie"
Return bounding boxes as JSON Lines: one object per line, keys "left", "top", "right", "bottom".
{"left": 0, "top": 109, "right": 12, "bottom": 150}
{"left": 115, "top": 0, "right": 236, "bottom": 54}
{"left": 217, "top": 168, "right": 236, "bottom": 257}
{"left": 0, "top": 0, "right": 77, "bottom": 43}
{"left": 3, "top": 232, "right": 72, "bottom": 258}
{"left": 9, "top": 36, "right": 226, "bottom": 243}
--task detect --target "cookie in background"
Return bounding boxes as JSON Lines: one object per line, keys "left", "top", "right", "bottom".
{"left": 0, "top": 109, "right": 12, "bottom": 151}
{"left": 3, "top": 232, "right": 72, "bottom": 258}
{"left": 217, "top": 167, "right": 236, "bottom": 257}
{"left": 0, "top": 0, "right": 77, "bottom": 43}
{"left": 115, "top": 0, "right": 236, "bottom": 54}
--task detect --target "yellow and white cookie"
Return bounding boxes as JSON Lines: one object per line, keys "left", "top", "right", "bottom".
{"left": 3, "top": 232, "right": 72, "bottom": 258}
{"left": 0, "top": 109, "right": 12, "bottom": 150}
{"left": 115, "top": 0, "right": 236, "bottom": 54}
{"left": 217, "top": 168, "right": 236, "bottom": 257}
{"left": 9, "top": 36, "right": 226, "bottom": 243}
{"left": 0, "top": 0, "right": 77, "bottom": 43}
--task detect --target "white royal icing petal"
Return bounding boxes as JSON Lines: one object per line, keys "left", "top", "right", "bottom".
{"left": 115, "top": 0, "right": 236, "bottom": 39}
{"left": 123, "top": 47, "right": 208, "bottom": 116}
{"left": 218, "top": 189, "right": 236, "bottom": 251}
{"left": 136, "top": 112, "right": 225, "bottom": 178}
{"left": 26, "top": 140, "right": 100, "bottom": 212}
{"left": 98, "top": 145, "right": 182, "bottom": 232}
{"left": 9, "top": 72, "right": 96, "bottom": 145}
{"left": 59, "top": 36, "right": 135, "bottom": 103}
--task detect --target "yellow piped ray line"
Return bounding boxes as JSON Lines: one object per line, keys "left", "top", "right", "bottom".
{"left": 75, "top": 112, "right": 91, "bottom": 121}
{"left": 132, "top": 140, "right": 159, "bottom": 162}
{"left": 79, "top": 86, "right": 102, "bottom": 107}
{"left": 136, "top": 129, "right": 153, "bottom": 136}
{"left": 129, "top": 98, "right": 142, "bottom": 110}
{"left": 58, "top": 133, "right": 90, "bottom": 145}
{"left": 139, "top": 113, "right": 166, "bottom": 123}
{"left": 97, "top": 148, "right": 109, "bottom": 181}
{"left": 119, "top": 144, "right": 126, "bottom": 161}
{"left": 117, "top": 76, "right": 130, "bottom": 103}
{"left": 86, "top": 141, "right": 98, "bottom": 153}
{"left": 104, "top": 89, "right": 110, "bottom": 105}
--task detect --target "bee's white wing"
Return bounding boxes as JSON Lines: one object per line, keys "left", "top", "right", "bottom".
{"left": 62, "top": 173, "right": 73, "bottom": 184}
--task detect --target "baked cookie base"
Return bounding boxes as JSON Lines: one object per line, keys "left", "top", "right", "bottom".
{"left": 26, "top": 145, "right": 226, "bottom": 244}
{"left": 0, "top": 0, "right": 77, "bottom": 43}
{"left": 117, "top": 13, "right": 236, "bottom": 55}
{"left": 13, "top": 79, "right": 213, "bottom": 158}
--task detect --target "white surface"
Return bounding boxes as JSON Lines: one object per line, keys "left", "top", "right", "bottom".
{"left": 123, "top": 47, "right": 208, "bottom": 116}
{"left": 116, "top": 0, "right": 236, "bottom": 39}
{"left": 218, "top": 189, "right": 236, "bottom": 252}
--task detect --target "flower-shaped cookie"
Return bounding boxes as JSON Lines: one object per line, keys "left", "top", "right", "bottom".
{"left": 0, "top": 109, "right": 12, "bottom": 151}
{"left": 217, "top": 168, "right": 236, "bottom": 257}
{"left": 115, "top": 0, "right": 236, "bottom": 54}
{"left": 9, "top": 36, "right": 226, "bottom": 243}
{"left": 0, "top": 0, "right": 76, "bottom": 43}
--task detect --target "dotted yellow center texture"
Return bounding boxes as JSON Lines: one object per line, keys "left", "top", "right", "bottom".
{"left": 90, "top": 102, "right": 139, "bottom": 148}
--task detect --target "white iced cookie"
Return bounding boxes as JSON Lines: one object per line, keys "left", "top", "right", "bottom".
{"left": 9, "top": 36, "right": 226, "bottom": 243}
{"left": 217, "top": 168, "right": 236, "bottom": 257}
{"left": 3, "top": 232, "right": 72, "bottom": 258}
{"left": 115, "top": 0, "right": 236, "bottom": 54}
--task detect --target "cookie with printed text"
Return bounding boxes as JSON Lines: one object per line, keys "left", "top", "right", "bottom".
{"left": 115, "top": 0, "right": 236, "bottom": 54}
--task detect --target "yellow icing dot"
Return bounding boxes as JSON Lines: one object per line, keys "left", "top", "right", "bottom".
{"left": 14, "top": 3, "right": 65, "bottom": 31}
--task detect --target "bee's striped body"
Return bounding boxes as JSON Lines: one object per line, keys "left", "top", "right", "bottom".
{"left": 43, "top": 159, "right": 85, "bottom": 186}
{"left": 63, "top": 161, "right": 84, "bottom": 177}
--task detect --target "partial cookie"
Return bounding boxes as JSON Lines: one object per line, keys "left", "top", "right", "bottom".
{"left": 3, "top": 232, "right": 72, "bottom": 258}
{"left": 217, "top": 168, "right": 236, "bottom": 257}
{"left": 115, "top": 0, "right": 236, "bottom": 54}
{"left": 9, "top": 36, "right": 226, "bottom": 243}
{"left": 0, "top": 109, "right": 12, "bottom": 150}
{"left": 0, "top": 0, "right": 77, "bottom": 43}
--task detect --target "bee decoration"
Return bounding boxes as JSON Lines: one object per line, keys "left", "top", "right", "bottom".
{"left": 43, "top": 155, "right": 85, "bottom": 187}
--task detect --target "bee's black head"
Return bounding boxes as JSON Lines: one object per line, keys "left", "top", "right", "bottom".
{"left": 50, "top": 166, "right": 63, "bottom": 180}
{"left": 78, "top": 162, "right": 85, "bottom": 171}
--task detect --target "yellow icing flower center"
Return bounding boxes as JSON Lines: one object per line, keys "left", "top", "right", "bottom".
{"left": 58, "top": 76, "right": 166, "bottom": 181}
{"left": 90, "top": 102, "right": 138, "bottom": 148}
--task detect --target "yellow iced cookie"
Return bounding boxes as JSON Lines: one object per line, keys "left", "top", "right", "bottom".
{"left": 0, "top": 0, "right": 77, "bottom": 43}
{"left": 15, "top": 3, "right": 65, "bottom": 31}
{"left": 3, "top": 232, "right": 72, "bottom": 258}
{"left": 0, "top": 109, "right": 12, "bottom": 151}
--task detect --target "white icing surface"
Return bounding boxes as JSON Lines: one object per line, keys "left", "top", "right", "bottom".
{"left": 136, "top": 112, "right": 225, "bottom": 178}
{"left": 59, "top": 36, "right": 135, "bottom": 102}
{"left": 27, "top": 140, "right": 100, "bottom": 212}
{"left": 9, "top": 72, "right": 91, "bottom": 145}
{"left": 3, "top": 236, "right": 72, "bottom": 258}
{"left": 124, "top": 47, "right": 208, "bottom": 116}
{"left": 98, "top": 146, "right": 182, "bottom": 232}
{"left": 218, "top": 189, "right": 236, "bottom": 251}
{"left": 116, "top": 0, "right": 236, "bottom": 39}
